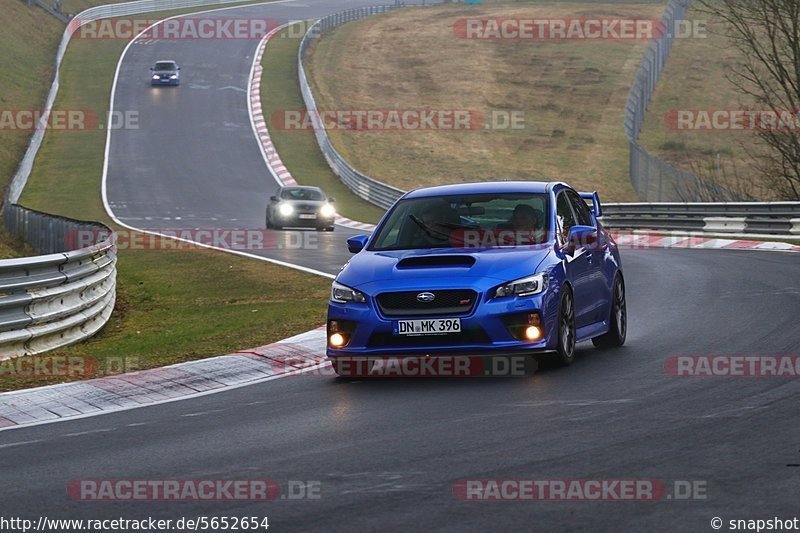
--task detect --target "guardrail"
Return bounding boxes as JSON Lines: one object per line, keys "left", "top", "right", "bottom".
{"left": 298, "top": 3, "right": 430, "bottom": 210}
{"left": 5, "top": 0, "right": 257, "bottom": 357}
{"left": 0, "top": 205, "right": 116, "bottom": 359}
{"left": 601, "top": 202, "right": 800, "bottom": 236}
{"left": 624, "top": 0, "right": 701, "bottom": 201}
{"left": 9, "top": 0, "right": 272, "bottom": 204}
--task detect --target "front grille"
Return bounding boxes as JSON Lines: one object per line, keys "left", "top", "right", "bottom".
{"left": 376, "top": 289, "right": 477, "bottom": 317}
{"left": 367, "top": 327, "right": 490, "bottom": 348}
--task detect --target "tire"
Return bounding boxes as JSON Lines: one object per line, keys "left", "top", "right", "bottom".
{"left": 266, "top": 216, "right": 272, "bottom": 229}
{"left": 325, "top": 226, "right": 335, "bottom": 232}
{"left": 555, "top": 287, "right": 576, "bottom": 366}
{"left": 592, "top": 275, "right": 627, "bottom": 349}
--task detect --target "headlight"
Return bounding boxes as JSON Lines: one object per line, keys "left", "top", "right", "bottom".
{"left": 170, "top": 74, "right": 178, "bottom": 79}
{"left": 331, "top": 281, "right": 366, "bottom": 303}
{"left": 319, "top": 203, "right": 336, "bottom": 218}
{"left": 152, "top": 75, "right": 160, "bottom": 79}
{"left": 494, "top": 272, "right": 548, "bottom": 298}
{"left": 278, "top": 203, "right": 294, "bottom": 216}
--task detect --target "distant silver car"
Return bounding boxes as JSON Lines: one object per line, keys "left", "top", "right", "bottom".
{"left": 150, "top": 60, "right": 180, "bottom": 86}
{"left": 266, "top": 186, "right": 336, "bottom": 231}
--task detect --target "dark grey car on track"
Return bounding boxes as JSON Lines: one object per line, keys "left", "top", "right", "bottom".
{"left": 150, "top": 60, "right": 180, "bottom": 86}
{"left": 266, "top": 186, "right": 336, "bottom": 231}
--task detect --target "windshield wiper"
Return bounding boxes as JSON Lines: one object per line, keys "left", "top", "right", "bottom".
{"left": 408, "top": 215, "right": 466, "bottom": 245}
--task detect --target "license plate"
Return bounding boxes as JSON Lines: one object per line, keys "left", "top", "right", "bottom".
{"left": 396, "top": 318, "right": 461, "bottom": 336}
{"left": 299, "top": 214, "right": 317, "bottom": 219}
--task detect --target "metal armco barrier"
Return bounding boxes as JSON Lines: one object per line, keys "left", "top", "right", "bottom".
{"left": 0, "top": 205, "right": 116, "bottom": 359}
{"left": 4, "top": 0, "right": 237, "bottom": 356}
{"left": 298, "top": 4, "right": 435, "bottom": 210}
{"left": 624, "top": 0, "right": 699, "bottom": 201}
{"left": 601, "top": 202, "right": 800, "bottom": 236}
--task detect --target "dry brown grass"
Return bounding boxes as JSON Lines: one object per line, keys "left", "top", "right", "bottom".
{"left": 306, "top": 3, "right": 665, "bottom": 201}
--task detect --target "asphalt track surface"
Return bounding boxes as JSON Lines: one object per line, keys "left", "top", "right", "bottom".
{"left": 104, "top": 0, "right": 383, "bottom": 274}
{"left": 4, "top": 1, "right": 799, "bottom": 532}
{"left": 2, "top": 249, "right": 799, "bottom": 531}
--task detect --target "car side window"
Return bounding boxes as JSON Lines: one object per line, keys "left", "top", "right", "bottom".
{"left": 566, "top": 190, "right": 593, "bottom": 227}
{"left": 555, "top": 192, "right": 577, "bottom": 243}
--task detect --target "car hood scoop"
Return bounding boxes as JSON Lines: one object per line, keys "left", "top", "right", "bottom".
{"left": 396, "top": 255, "right": 476, "bottom": 269}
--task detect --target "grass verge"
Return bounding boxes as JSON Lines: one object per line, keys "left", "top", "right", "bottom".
{"left": 2, "top": 2, "right": 332, "bottom": 391}
{"left": 260, "top": 23, "right": 385, "bottom": 224}
{"left": 304, "top": 2, "right": 666, "bottom": 202}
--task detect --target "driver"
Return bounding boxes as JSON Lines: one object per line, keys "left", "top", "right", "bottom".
{"left": 496, "top": 204, "right": 544, "bottom": 245}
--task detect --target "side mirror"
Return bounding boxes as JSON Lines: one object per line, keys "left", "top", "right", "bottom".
{"left": 347, "top": 235, "right": 368, "bottom": 253}
{"left": 270, "top": 196, "right": 278, "bottom": 202}
{"left": 328, "top": 197, "right": 336, "bottom": 203}
{"left": 149, "top": 67, "right": 154, "bottom": 71}
{"left": 566, "top": 225, "right": 598, "bottom": 254}
{"left": 177, "top": 67, "right": 181, "bottom": 70}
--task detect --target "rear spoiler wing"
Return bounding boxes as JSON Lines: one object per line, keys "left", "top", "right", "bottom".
{"left": 579, "top": 191, "right": 602, "bottom": 218}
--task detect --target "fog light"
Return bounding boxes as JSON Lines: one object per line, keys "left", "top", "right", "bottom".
{"left": 327, "top": 319, "right": 356, "bottom": 348}
{"left": 502, "top": 312, "right": 544, "bottom": 342}
{"left": 524, "top": 325, "right": 542, "bottom": 341}
{"left": 329, "top": 333, "right": 346, "bottom": 347}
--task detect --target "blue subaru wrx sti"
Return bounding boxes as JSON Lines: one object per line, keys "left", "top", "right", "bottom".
{"left": 326, "top": 181, "right": 626, "bottom": 374}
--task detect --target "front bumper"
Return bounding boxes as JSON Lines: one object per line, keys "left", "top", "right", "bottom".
{"left": 151, "top": 78, "right": 179, "bottom": 86}
{"left": 274, "top": 214, "right": 334, "bottom": 228}
{"left": 326, "top": 290, "right": 557, "bottom": 358}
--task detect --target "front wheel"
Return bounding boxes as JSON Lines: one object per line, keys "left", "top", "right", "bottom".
{"left": 592, "top": 275, "right": 627, "bottom": 349}
{"left": 555, "top": 287, "right": 576, "bottom": 366}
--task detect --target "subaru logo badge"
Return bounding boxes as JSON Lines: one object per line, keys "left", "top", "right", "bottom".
{"left": 417, "top": 292, "right": 436, "bottom": 303}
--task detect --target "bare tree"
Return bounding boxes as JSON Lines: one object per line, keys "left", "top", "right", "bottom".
{"left": 674, "top": 156, "right": 760, "bottom": 202}
{"left": 697, "top": 0, "right": 800, "bottom": 200}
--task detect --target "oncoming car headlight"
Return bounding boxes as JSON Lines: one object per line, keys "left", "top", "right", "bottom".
{"left": 331, "top": 281, "right": 366, "bottom": 304}
{"left": 152, "top": 75, "right": 160, "bottom": 80}
{"left": 169, "top": 74, "right": 178, "bottom": 79}
{"left": 494, "top": 272, "right": 548, "bottom": 298}
{"left": 278, "top": 203, "right": 294, "bottom": 217}
{"left": 319, "top": 203, "right": 336, "bottom": 218}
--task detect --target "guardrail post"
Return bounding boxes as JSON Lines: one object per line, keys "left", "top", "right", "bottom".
{"left": 791, "top": 218, "right": 800, "bottom": 235}
{"left": 703, "top": 217, "right": 747, "bottom": 233}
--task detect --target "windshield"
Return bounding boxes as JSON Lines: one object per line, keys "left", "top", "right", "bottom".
{"left": 369, "top": 193, "right": 551, "bottom": 251}
{"left": 280, "top": 188, "right": 325, "bottom": 201}
{"left": 155, "top": 62, "right": 177, "bottom": 71}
